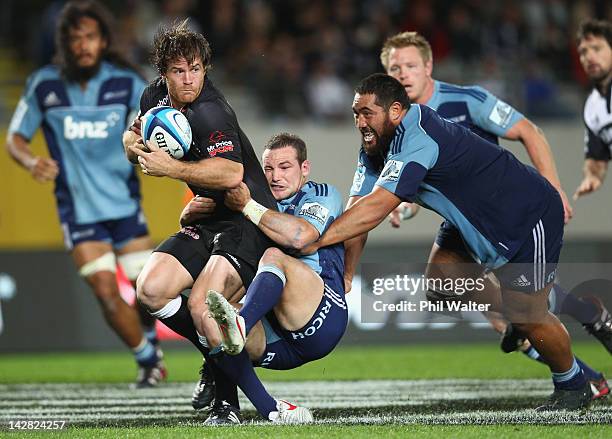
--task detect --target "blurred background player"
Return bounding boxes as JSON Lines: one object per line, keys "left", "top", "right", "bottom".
{"left": 5, "top": 0, "right": 164, "bottom": 388}
{"left": 123, "top": 20, "right": 278, "bottom": 419}
{"left": 378, "top": 31, "right": 612, "bottom": 367}
{"left": 574, "top": 19, "right": 612, "bottom": 200}
{"left": 311, "top": 73, "right": 594, "bottom": 410}
{"left": 186, "top": 132, "right": 346, "bottom": 423}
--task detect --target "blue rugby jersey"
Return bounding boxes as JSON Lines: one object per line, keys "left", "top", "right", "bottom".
{"left": 277, "top": 181, "right": 344, "bottom": 281}
{"left": 350, "top": 104, "right": 556, "bottom": 268}
{"left": 8, "top": 62, "right": 146, "bottom": 224}
{"left": 426, "top": 80, "right": 524, "bottom": 144}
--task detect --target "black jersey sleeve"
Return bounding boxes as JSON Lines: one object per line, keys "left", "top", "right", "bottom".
{"left": 189, "top": 99, "right": 243, "bottom": 163}
{"left": 584, "top": 126, "right": 611, "bottom": 161}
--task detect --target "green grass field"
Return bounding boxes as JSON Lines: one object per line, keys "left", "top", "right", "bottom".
{"left": 1, "top": 342, "right": 610, "bottom": 437}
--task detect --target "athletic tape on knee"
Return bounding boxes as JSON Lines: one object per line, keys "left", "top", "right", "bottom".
{"left": 79, "top": 252, "right": 117, "bottom": 277}
{"left": 256, "top": 264, "right": 287, "bottom": 285}
{"left": 117, "top": 250, "right": 152, "bottom": 281}
{"left": 150, "top": 296, "right": 182, "bottom": 319}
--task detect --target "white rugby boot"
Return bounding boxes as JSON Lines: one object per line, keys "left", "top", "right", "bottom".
{"left": 206, "top": 290, "right": 246, "bottom": 355}
{"left": 269, "top": 399, "right": 314, "bottom": 424}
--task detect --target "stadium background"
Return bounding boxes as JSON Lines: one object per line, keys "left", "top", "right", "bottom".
{"left": 1, "top": 0, "right": 612, "bottom": 351}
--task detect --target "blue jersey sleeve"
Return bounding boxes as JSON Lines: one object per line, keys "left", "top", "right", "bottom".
{"left": 375, "top": 108, "right": 439, "bottom": 199}
{"left": 296, "top": 182, "right": 344, "bottom": 235}
{"left": 8, "top": 73, "right": 43, "bottom": 140}
{"left": 467, "top": 86, "right": 524, "bottom": 137}
{"left": 349, "top": 149, "right": 379, "bottom": 197}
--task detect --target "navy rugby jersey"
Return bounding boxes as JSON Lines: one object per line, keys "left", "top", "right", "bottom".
{"left": 350, "top": 104, "right": 557, "bottom": 268}
{"left": 277, "top": 181, "right": 344, "bottom": 282}
{"left": 139, "top": 77, "right": 277, "bottom": 220}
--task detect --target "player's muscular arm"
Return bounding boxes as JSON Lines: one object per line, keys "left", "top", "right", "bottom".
{"left": 225, "top": 182, "right": 319, "bottom": 250}
{"left": 130, "top": 140, "right": 243, "bottom": 189}
{"left": 504, "top": 118, "right": 573, "bottom": 222}
{"left": 574, "top": 159, "right": 608, "bottom": 199}
{"left": 343, "top": 196, "right": 368, "bottom": 293}
{"left": 316, "top": 187, "right": 401, "bottom": 249}
{"left": 6, "top": 133, "right": 59, "bottom": 182}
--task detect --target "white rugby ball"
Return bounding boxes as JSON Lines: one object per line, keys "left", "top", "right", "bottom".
{"left": 141, "top": 106, "right": 192, "bottom": 159}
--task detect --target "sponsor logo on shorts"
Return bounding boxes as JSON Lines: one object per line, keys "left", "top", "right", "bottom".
{"left": 207, "top": 140, "right": 234, "bottom": 157}
{"left": 227, "top": 254, "right": 241, "bottom": 268}
{"left": 179, "top": 226, "right": 200, "bottom": 240}
{"left": 488, "top": 100, "right": 513, "bottom": 127}
{"left": 511, "top": 274, "right": 531, "bottom": 288}
{"left": 299, "top": 202, "right": 329, "bottom": 225}
{"left": 71, "top": 228, "right": 96, "bottom": 241}
{"left": 260, "top": 351, "right": 275, "bottom": 367}
{"left": 291, "top": 300, "right": 332, "bottom": 339}
{"left": 380, "top": 160, "right": 403, "bottom": 182}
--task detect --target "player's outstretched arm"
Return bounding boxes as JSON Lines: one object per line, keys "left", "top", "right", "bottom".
{"left": 310, "top": 187, "right": 401, "bottom": 253}
{"left": 504, "top": 118, "right": 573, "bottom": 223}
{"left": 131, "top": 140, "right": 243, "bottom": 189}
{"left": 574, "top": 158, "right": 608, "bottom": 200}
{"left": 5, "top": 133, "right": 58, "bottom": 183}
{"left": 225, "top": 182, "right": 319, "bottom": 250}
{"left": 343, "top": 196, "right": 368, "bottom": 293}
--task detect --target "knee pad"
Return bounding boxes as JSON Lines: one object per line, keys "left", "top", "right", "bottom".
{"left": 79, "top": 252, "right": 117, "bottom": 277}
{"left": 117, "top": 250, "right": 152, "bottom": 281}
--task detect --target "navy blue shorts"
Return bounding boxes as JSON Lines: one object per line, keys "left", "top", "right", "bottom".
{"left": 434, "top": 221, "right": 471, "bottom": 256}
{"left": 256, "top": 277, "right": 348, "bottom": 370}
{"left": 494, "top": 196, "right": 564, "bottom": 293}
{"left": 61, "top": 209, "right": 148, "bottom": 250}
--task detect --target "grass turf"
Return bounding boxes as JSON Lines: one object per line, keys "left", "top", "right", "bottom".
{"left": 4, "top": 425, "right": 611, "bottom": 438}
{"left": 0, "top": 341, "right": 609, "bottom": 383}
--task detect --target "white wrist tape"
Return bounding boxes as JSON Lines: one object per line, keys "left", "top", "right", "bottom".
{"left": 399, "top": 205, "right": 416, "bottom": 220}
{"left": 242, "top": 199, "right": 268, "bottom": 226}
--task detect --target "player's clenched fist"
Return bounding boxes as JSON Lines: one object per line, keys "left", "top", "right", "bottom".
{"left": 224, "top": 182, "right": 252, "bottom": 211}
{"left": 28, "top": 156, "right": 59, "bottom": 183}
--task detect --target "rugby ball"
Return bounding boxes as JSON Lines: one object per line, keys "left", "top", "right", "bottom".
{"left": 141, "top": 106, "right": 191, "bottom": 159}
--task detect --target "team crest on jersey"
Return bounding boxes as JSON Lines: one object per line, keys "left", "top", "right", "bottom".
{"left": 299, "top": 202, "right": 329, "bottom": 225}
{"left": 351, "top": 163, "right": 366, "bottom": 192}
{"left": 488, "top": 100, "right": 513, "bottom": 127}
{"left": 380, "top": 160, "right": 403, "bottom": 182}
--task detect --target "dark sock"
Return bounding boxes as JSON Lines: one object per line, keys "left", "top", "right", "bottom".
{"left": 241, "top": 267, "right": 286, "bottom": 334}
{"left": 209, "top": 361, "right": 240, "bottom": 409}
{"left": 552, "top": 284, "right": 600, "bottom": 324}
{"left": 214, "top": 351, "right": 276, "bottom": 418}
{"left": 552, "top": 358, "right": 587, "bottom": 390}
{"left": 576, "top": 356, "right": 603, "bottom": 381}
{"left": 155, "top": 295, "right": 208, "bottom": 357}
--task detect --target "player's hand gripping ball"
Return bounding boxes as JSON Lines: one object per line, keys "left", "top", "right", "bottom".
{"left": 141, "top": 106, "right": 192, "bottom": 159}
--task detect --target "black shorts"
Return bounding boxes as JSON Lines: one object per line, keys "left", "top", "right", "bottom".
{"left": 155, "top": 217, "right": 273, "bottom": 287}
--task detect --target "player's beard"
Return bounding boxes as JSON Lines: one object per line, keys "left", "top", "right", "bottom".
{"left": 65, "top": 55, "right": 102, "bottom": 82}
{"left": 362, "top": 120, "right": 395, "bottom": 158}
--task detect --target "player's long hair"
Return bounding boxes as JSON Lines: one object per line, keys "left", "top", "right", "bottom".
{"left": 53, "top": 0, "right": 143, "bottom": 81}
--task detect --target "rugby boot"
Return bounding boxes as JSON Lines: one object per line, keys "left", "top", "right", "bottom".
{"left": 204, "top": 400, "right": 243, "bottom": 425}
{"left": 192, "top": 360, "right": 215, "bottom": 410}
{"left": 206, "top": 290, "right": 246, "bottom": 355}
{"left": 582, "top": 296, "right": 612, "bottom": 354}
{"left": 269, "top": 399, "right": 314, "bottom": 424}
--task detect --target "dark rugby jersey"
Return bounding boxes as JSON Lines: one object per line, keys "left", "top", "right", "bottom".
{"left": 140, "top": 77, "right": 277, "bottom": 220}
{"left": 583, "top": 80, "right": 612, "bottom": 161}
